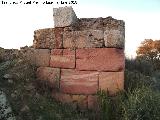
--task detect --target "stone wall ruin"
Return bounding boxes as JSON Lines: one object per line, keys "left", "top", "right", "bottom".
{"left": 34, "top": 6, "right": 125, "bottom": 111}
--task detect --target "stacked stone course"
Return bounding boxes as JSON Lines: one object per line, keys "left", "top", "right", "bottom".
{"left": 34, "top": 6, "right": 125, "bottom": 111}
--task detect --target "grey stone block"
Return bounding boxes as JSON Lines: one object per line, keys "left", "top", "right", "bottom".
{"left": 104, "top": 29, "right": 125, "bottom": 48}
{"left": 53, "top": 6, "right": 78, "bottom": 27}
{"left": 63, "top": 30, "right": 104, "bottom": 48}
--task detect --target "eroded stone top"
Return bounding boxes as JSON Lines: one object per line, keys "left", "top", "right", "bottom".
{"left": 33, "top": 6, "right": 125, "bottom": 49}
{"left": 53, "top": 6, "right": 124, "bottom": 31}
{"left": 53, "top": 6, "right": 78, "bottom": 27}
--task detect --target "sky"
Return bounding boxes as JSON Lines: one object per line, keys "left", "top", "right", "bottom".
{"left": 0, "top": 0, "right": 160, "bottom": 58}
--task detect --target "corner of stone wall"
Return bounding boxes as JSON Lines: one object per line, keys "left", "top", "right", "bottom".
{"left": 33, "top": 6, "right": 125, "bottom": 111}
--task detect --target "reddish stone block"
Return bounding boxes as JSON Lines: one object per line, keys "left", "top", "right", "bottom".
{"left": 51, "top": 49, "right": 63, "bottom": 55}
{"left": 35, "top": 49, "right": 50, "bottom": 67}
{"left": 88, "top": 95, "right": 99, "bottom": 111}
{"left": 76, "top": 48, "right": 124, "bottom": 72}
{"left": 99, "top": 72, "right": 124, "bottom": 95}
{"left": 60, "top": 69, "right": 99, "bottom": 94}
{"left": 50, "top": 49, "right": 75, "bottom": 68}
{"left": 36, "top": 67, "right": 60, "bottom": 88}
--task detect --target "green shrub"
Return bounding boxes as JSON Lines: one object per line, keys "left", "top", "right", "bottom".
{"left": 151, "top": 70, "right": 160, "bottom": 91}
{"left": 120, "top": 87, "right": 160, "bottom": 120}
{"left": 97, "top": 90, "right": 111, "bottom": 120}
{"left": 125, "top": 58, "right": 153, "bottom": 76}
{"left": 125, "top": 69, "right": 154, "bottom": 91}
{"left": 98, "top": 87, "right": 160, "bottom": 120}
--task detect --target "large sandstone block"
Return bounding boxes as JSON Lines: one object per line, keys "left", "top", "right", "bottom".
{"left": 104, "top": 29, "right": 125, "bottom": 48}
{"left": 53, "top": 6, "right": 78, "bottom": 27}
{"left": 50, "top": 49, "right": 75, "bottom": 69}
{"left": 35, "top": 49, "right": 50, "bottom": 67}
{"left": 76, "top": 48, "right": 124, "bottom": 72}
{"left": 60, "top": 69, "right": 99, "bottom": 94}
{"left": 99, "top": 72, "right": 124, "bottom": 95}
{"left": 33, "top": 28, "right": 63, "bottom": 49}
{"left": 63, "top": 30, "right": 104, "bottom": 48}
{"left": 36, "top": 67, "right": 60, "bottom": 88}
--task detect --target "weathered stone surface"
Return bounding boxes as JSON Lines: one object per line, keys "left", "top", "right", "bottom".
{"left": 33, "top": 6, "right": 126, "bottom": 111}
{"left": 35, "top": 49, "right": 50, "bottom": 67}
{"left": 88, "top": 95, "right": 99, "bottom": 110}
{"left": 60, "top": 69, "right": 99, "bottom": 94}
{"left": 20, "top": 47, "right": 50, "bottom": 66}
{"left": 53, "top": 6, "right": 78, "bottom": 27}
{"left": 33, "top": 28, "right": 54, "bottom": 49}
{"left": 104, "top": 29, "right": 125, "bottom": 48}
{"left": 76, "top": 48, "right": 125, "bottom": 72}
{"left": 50, "top": 49, "right": 75, "bottom": 68}
{"left": 63, "top": 30, "right": 104, "bottom": 48}
{"left": 54, "top": 27, "right": 64, "bottom": 48}
{"left": 99, "top": 72, "right": 124, "bottom": 95}
{"left": 78, "top": 17, "right": 125, "bottom": 31}
{"left": 36, "top": 67, "right": 60, "bottom": 88}
{"left": 33, "top": 28, "right": 63, "bottom": 49}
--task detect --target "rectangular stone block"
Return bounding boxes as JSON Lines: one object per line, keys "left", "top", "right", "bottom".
{"left": 53, "top": 6, "right": 78, "bottom": 27}
{"left": 63, "top": 30, "right": 104, "bottom": 48}
{"left": 104, "top": 29, "right": 125, "bottom": 48}
{"left": 35, "top": 49, "right": 50, "bottom": 67}
{"left": 50, "top": 49, "right": 75, "bottom": 69}
{"left": 33, "top": 28, "right": 63, "bottom": 49}
{"left": 36, "top": 67, "right": 60, "bottom": 88}
{"left": 76, "top": 48, "right": 124, "bottom": 72}
{"left": 60, "top": 69, "right": 99, "bottom": 95}
{"left": 78, "top": 17, "right": 125, "bottom": 31}
{"left": 99, "top": 72, "right": 124, "bottom": 95}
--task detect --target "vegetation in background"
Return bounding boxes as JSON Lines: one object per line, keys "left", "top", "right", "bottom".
{"left": 98, "top": 90, "right": 111, "bottom": 120}
{"left": 136, "top": 39, "right": 160, "bottom": 70}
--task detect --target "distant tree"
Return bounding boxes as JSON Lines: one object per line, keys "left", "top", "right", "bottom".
{"left": 136, "top": 39, "right": 160, "bottom": 70}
